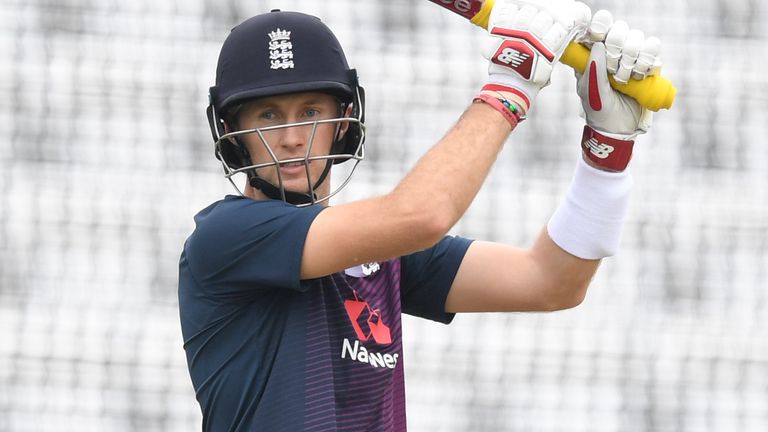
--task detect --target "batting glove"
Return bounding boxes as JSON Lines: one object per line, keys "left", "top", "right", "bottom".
{"left": 575, "top": 12, "right": 661, "bottom": 172}
{"left": 479, "top": 0, "right": 591, "bottom": 118}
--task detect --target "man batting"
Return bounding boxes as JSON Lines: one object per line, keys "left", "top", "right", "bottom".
{"left": 178, "top": 1, "right": 666, "bottom": 430}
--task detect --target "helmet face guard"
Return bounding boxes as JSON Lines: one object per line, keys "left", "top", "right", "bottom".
{"left": 210, "top": 93, "right": 366, "bottom": 206}
{"left": 206, "top": 10, "right": 366, "bottom": 206}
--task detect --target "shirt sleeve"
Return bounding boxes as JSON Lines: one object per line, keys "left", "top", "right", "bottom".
{"left": 184, "top": 197, "right": 325, "bottom": 299}
{"left": 400, "top": 235, "right": 474, "bottom": 324}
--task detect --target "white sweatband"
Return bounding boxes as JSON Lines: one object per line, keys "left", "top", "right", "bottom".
{"left": 547, "top": 157, "right": 633, "bottom": 259}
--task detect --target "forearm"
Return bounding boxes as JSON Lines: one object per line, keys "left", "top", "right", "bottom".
{"left": 530, "top": 229, "right": 601, "bottom": 310}
{"left": 445, "top": 231, "right": 599, "bottom": 313}
{"left": 384, "top": 0, "right": 584, "bottom": 243}
{"left": 389, "top": 101, "right": 513, "bottom": 238}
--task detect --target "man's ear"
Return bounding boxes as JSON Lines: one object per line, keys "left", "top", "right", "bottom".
{"left": 222, "top": 119, "right": 234, "bottom": 134}
{"left": 337, "top": 104, "right": 354, "bottom": 139}
{"left": 222, "top": 120, "right": 240, "bottom": 145}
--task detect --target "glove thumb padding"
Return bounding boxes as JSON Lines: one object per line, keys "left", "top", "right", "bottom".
{"left": 576, "top": 42, "right": 651, "bottom": 138}
{"left": 578, "top": 42, "right": 612, "bottom": 114}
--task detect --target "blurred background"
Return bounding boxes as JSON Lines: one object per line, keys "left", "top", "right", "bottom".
{"left": 1, "top": 0, "right": 767, "bottom": 431}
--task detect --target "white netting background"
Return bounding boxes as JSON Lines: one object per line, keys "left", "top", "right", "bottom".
{"left": 1, "top": 0, "right": 766, "bottom": 431}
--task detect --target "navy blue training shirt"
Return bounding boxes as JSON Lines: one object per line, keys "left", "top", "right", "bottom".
{"left": 178, "top": 195, "right": 472, "bottom": 431}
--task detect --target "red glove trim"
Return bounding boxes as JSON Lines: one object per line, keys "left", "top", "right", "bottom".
{"left": 581, "top": 126, "right": 634, "bottom": 172}
{"left": 588, "top": 61, "right": 603, "bottom": 111}
{"left": 489, "top": 27, "right": 555, "bottom": 62}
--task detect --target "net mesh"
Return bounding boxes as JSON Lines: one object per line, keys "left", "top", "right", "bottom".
{"left": 1, "top": 0, "right": 767, "bottom": 431}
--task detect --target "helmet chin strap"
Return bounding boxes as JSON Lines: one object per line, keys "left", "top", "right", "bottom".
{"left": 248, "top": 157, "right": 334, "bottom": 205}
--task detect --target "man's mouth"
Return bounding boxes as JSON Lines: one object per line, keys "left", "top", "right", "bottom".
{"left": 279, "top": 161, "right": 307, "bottom": 167}
{"left": 277, "top": 160, "right": 310, "bottom": 175}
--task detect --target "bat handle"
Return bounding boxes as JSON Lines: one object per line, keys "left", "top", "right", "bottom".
{"left": 470, "top": 0, "right": 676, "bottom": 111}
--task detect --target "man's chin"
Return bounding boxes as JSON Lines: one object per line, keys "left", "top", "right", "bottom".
{"left": 284, "top": 188, "right": 312, "bottom": 196}
{"left": 277, "top": 182, "right": 313, "bottom": 195}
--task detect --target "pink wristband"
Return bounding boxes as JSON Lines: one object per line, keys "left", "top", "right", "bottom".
{"left": 473, "top": 93, "right": 522, "bottom": 128}
{"left": 481, "top": 84, "right": 531, "bottom": 110}
{"left": 581, "top": 126, "right": 635, "bottom": 172}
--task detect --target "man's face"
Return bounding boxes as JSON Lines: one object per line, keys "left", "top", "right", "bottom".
{"left": 232, "top": 92, "right": 349, "bottom": 196}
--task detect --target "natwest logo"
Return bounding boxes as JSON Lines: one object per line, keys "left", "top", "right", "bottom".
{"left": 344, "top": 290, "right": 392, "bottom": 345}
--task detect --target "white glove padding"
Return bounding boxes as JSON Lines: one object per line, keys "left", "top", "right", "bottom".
{"left": 583, "top": 9, "right": 663, "bottom": 84}
{"left": 483, "top": 0, "right": 591, "bottom": 109}
{"left": 576, "top": 42, "right": 652, "bottom": 140}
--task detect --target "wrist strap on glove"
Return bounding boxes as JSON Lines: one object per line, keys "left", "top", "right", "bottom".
{"left": 581, "top": 126, "right": 634, "bottom": 172}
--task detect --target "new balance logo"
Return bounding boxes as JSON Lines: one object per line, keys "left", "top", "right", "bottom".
{"left": 491, "top": 40, "right": 535, "bottom": 80}
{"left": 496, "top": 48, "right": 530, "bottom": 67}
{"left": 584, "top": 137, "right": 615, "bottom": 159}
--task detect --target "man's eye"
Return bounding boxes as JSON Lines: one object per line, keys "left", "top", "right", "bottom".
{"left": 305, "top": 109, "right": 319, "bottom": 117}
{"left": 260, "top": 111, "right": 275, "bottom": 120}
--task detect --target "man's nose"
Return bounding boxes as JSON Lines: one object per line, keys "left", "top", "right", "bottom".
{"left": 277, "top": 121, "right": 311, "bottom": 150}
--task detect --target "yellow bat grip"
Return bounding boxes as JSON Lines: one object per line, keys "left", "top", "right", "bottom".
{"left": 559, "top": 42, "right": 676, "bottom": 111}
{"left": 471, "top": 0, "right": 676, "bottom": 111}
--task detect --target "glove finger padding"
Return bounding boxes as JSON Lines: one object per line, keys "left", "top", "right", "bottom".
{"left": 580, "top": 10, "right": 664, "bottom": 84}
{"left": 632, "top": 36, "right": 662, "bottom": 80}
{"left": 613, "top": 28, "right": 645, "bottom": 84}
{"left": 576, "top": 42, "right": 651, "bottom": 139}
{"left": 583, "top": 9, "right": 613, "bottom": 44}
{"left": 603, "top": 20, "right": 629, "bottom": 75}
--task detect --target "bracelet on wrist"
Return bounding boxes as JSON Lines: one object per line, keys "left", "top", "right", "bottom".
{"left": 473, "top": 93, "right": 525, "bottom": 128}
{"left": 480, "top": 83, "right": 531, "bottom": 114}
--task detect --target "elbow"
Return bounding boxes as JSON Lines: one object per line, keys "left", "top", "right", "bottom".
{"left": 412, "top": 207, "right": 454, "bottom": 249}
{"left": 532, "top": 244, "right": 599, "bottom": 312}
{"left": 387, "top": 193, "right": 456, "bottom": 250}
{"left": 541, "top": 280, "right": 590, "bottom": 312}
{"left": 419, "top": 194, "right": 464, "bottom": 244}
{"left": 561, "top": 284, "right": 589, "bottom": 310}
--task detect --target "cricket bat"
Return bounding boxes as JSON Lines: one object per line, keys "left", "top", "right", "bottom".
{"left": 427, "top": 0, "right": 676, "bottom": 111}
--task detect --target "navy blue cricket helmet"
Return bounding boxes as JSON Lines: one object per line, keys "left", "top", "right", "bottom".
{"left": 206, "top": 10, "right": 366, "bottom": 204}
